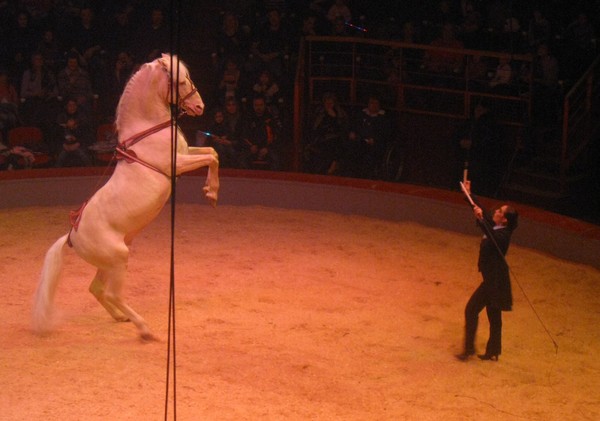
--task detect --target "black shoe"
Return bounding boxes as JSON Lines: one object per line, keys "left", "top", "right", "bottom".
{"left": 455, "top": 351, "right": 474, "bottom": 361}
{"left": 477, "top": 353, "right": 499, "bottom": 361}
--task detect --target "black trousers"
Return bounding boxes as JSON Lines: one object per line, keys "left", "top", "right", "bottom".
{"left": 463, "top": 282, "right": 503, "bottom": 355}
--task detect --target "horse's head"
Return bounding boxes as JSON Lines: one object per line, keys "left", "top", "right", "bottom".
{"left": 158, "top": 54, "right": 204, "bottom": 116}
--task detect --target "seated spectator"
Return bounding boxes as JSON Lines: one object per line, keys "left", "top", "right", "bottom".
{"left": 530, "top": 43, "right": 560, "bottom": 125}
{"left": 252, "top": 69, "right": 280, "bottom": 110}
{"left": 131, "top": 6, "right": 170, "bottom": 63}
{"left": 57, "top": 52, "right": 95, "bottom": 116}
{"left": 344, "top": 95, "right": 392, "bottom": 179}
{"left": 54, "top": 98, "right": 93, "bottom": 167}
{"left": 65, "top": 6, "right": 107, "bottom": 92}
{"left": 0, "top": 69, "right": 20, "bottom": 142}
{"left": 489, "top": 56, "right": 513, "bottom": 95}
{"left": 104, "top": 51, "right": 136, "bottom": 119}
{"left": 223, "top": 97, "right": 244, "bottom": 152}
{"left": 37, "top": 28, "right": 64, "bottom": 73}
{"left": 454, "top": 100, "right": 506, "bottom": 197}
{"left": 326, "top": 0, "right": 352, "bottom": 25}
{"left": 527, "top": 9, "right": 552, "bottom": 50}
{"left": 218, "top": 57, "right": 242, "bottom": 104}
{"left": 459, "top": 0, "right": 484, "bottom": 49}
{"left": 202, "top": 107, "right": 239, "bottom": 168}
{"left": 213, "top": 12, "right": 251, "bottom": 74}
{"left": 465, "top": 53, "right": 490, "bottom": 91}
{"left": 250, "top": 8, "right": 291, "bottom": 79}
{"left": 20, "top": 52, "right": 59, "bottom": 128}
{"left": 5, "top": 10, "right": 38, "bottom": 81}
{"left": 423, "top": 23, "right": 465, "bottom": 79}
{"left": 304, "top": 91, "right": 349, "bottom": 175}
{"left": 562, "top": 12, "right": 597, "bottom": 79}
{"left": 239, "top": 95, "right": 283, "bottom": 170}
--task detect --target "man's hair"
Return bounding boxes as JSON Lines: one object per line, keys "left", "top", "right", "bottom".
{"left": 505, "top": 206, "right": 518, "bottom": 231}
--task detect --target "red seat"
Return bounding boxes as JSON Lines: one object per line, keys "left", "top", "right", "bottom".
{"left": 8, "top": 126, "right": 53, "bottom": 168}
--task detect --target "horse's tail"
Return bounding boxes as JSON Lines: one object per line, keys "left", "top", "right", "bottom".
{"left": 32, "top": 234, "right": 69, "bottom": 334}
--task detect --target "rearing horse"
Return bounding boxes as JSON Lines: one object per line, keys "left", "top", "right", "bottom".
{"left": 32, "top": 54, "right": 219, "bottom": 340}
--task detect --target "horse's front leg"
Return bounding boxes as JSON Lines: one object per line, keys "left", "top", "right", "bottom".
{"left": 179, "top": 147, "right": 219, "bottom": 206}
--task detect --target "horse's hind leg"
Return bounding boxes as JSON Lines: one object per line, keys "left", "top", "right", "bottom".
{"left": 89, "top": 269, "right": 129, "bottom": 322}
{"left": 103, "top": 265, "right": 156, "bottom": 341}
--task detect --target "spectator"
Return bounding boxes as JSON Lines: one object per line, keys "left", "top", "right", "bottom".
{"left": 489, "top": 56, "right": 513, "bottom": 95}
{"left": 103, "top": 7, "right": 135, "bottom": 62}
{"left": 203, "top": 107, "right": 239, "bottom": 168}
{"left": 223, "top": 96, "right": 245, "bottom": 155}
{"left": 57, "top": 52, "right": 95, "bottom": 116}
{"left": 459, "top": 0, "right": 484, "bottom": 49}
{"left": 104, "top": 51, "right": 135, "bottom": 119}
{"left": 423, "top": 23, "right": 465, "bottom": 85}
{"left": 213, "top": 12, "right": 251, "bottom": 74}
{"left": 345, "top": 95, "right": 392, "bottom": 179}
{"left": 240, "top": 95, "right": 282, "bottom": 170}
{"left": 54, "top": 97, "right": 93, "bottom": 167}
{"left": 19, "top": 52, "right": 59, "bottom": 128}
{"left": 0, "top": 68, "right": 20, "bottom": 142}
{"left": 562, "top": 12, "right": 597, "bottom": 79}
{"left": 131, "top": 6, "right": 170, "bottom": 63}
{"left": 465, "top": 53, "right": 490, "bottom": 91}
{"left": 326, "top": 0, "right": 352, "bottom": 25}
{"left": 304, "top": 91, "right": 349, "bottom": 175}
{"left": 5, "top": 10, "right": 39, "bottom": 80}
{"left": 65, "top": 6, "right": 106, "bottom": 81}
{"left": 218, "top": 57, "right": 242, "bottom": 104}
{"left": 250, "top": 8, "right": 291, "bottom": 79}
{"left": 527, "top": 9, "right": 552, "bottom": 50}
{"left": 455, "top": 100, "right": 506, "bottom": 197}
{"left": 36, "top": 28, "right": 64, "bottom": 74}
{"left": 530, "top": 43, "right": 560, "bottom": 125}
{"left": 252, "top": 68, "right": 280, "bottom": 109}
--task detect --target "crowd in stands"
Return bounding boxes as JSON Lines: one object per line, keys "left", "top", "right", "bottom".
{"left": 0, "top": 1, "right": 598, "bottom": 176}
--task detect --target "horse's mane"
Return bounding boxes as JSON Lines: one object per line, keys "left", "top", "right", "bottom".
{"left": 115, "top": 55, "right": 191, "bottom": 135}
{"left": 115, "top": 61, "right": 168, "bottom": 132}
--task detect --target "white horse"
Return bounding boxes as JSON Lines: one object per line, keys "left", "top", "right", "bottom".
{"left": 32, "top": 54, "right": 219, "bottom": 340}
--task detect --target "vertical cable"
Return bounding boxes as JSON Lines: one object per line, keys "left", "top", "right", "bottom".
{"left": 164, "top": 0, "right": 182, "bottom": 419}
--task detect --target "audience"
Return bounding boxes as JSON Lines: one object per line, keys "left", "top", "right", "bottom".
{"left": 0, "top": 1, "right": 597, "bottom": 177}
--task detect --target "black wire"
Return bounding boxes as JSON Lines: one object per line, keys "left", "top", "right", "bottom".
{"left": 165, "top": 0, "right": 182, "bottom": 420}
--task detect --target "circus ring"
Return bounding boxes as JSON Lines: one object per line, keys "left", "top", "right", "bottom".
{"left": 1, "top": 168, "right": 599, "bottom": 420}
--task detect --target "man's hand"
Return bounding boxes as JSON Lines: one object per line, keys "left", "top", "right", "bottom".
{"left": 473, "top": 205, "right": 483, "bottom": 220}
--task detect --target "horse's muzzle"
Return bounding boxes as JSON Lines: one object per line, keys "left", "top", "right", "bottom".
{"left": 184, "top": 102, "right": 204, "bottom": 116}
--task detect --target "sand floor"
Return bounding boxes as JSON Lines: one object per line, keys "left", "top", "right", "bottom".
{"left": 1, "top": 203, "right": 599, "bottom": 420}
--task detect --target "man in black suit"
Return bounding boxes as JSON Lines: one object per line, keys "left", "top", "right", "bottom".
{"left": 457, "top": 180, "right": 519, "bottom": 362}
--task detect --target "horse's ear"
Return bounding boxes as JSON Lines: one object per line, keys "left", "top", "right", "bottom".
{"left": 158, "top": 54, "right": 180, "bottom": 71}
{"left": 158, "top": 54, "right": 172, "bottom": 70}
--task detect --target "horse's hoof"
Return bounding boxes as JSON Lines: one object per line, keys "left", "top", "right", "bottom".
{"left": 140, "top": 332, "right": 159, "bottom": 342}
